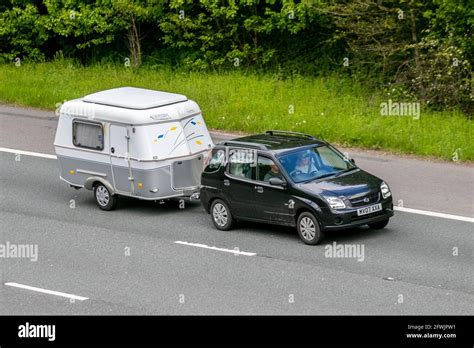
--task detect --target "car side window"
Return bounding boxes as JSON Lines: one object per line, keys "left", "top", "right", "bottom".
{"left": 204, "top": 149, "right": 225, "bottom": 173}
{"left": 316, "top": 146, "right": 347, "bottom": 170}
{"left": 228, "top": 149, "right": 256, "bottom": 180}
{"left": 257, "top": 156, "right": 283, "bottom": 183}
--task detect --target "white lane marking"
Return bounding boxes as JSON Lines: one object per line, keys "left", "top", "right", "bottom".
{"left": 5, "top": 282, "right": 89, "bottom": 301}
{"left": 174, "top": 241, "right": 256, "bottom": 256}
{"left": 1, "top": 147, "right": 472, "bottom": 223}
{"left": 394, "top": 206, "right": 474, "bottom": 223}
{"left": 0, "top": 147, "right": 56, "bottom": 159}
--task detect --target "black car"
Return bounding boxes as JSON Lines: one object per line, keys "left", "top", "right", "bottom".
{"left": 200, "top": 130, "right": 394, "bottom": 245}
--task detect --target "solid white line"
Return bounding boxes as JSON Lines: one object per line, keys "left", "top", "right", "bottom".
{"left": 174, "top": 241, "right": 256, "bottom": 256}
{"left": 394, "top": 206, "right": 474, "bottom": 223}
{"left": 0, "top": 147, "right": 56, "bottom": 159}
{"left": 5, "top": 282, "right": 89, "bottom": 301}
{"left": 1, "top": 146, "right": 472, "bottom": 223}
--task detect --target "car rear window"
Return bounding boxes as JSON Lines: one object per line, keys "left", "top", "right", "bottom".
{"left": 204, "top": 149, "right": 225, "bottom": 173}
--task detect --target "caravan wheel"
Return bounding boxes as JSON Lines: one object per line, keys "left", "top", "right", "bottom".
{"left": 94, "top": 183, "right": 117, "bottom": 211}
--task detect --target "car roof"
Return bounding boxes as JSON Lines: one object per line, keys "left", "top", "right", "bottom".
{"left": 218, "top": 131, "right": 326, "bottom": 154}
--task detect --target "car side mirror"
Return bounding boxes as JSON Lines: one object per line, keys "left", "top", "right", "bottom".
{"left": 350, "top": 158, "right": 355, "bottom": 164}
{"left": 269, "top": 177, "right": 286, "bottom": 187}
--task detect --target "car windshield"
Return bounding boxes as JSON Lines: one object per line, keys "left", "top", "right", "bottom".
{"left": 278, "top": 145, "right": 356, "bottom": 183}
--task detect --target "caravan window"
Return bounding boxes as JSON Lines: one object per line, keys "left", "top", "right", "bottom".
{"left": 72, "top": 120, "right": 104, "bottom": 150}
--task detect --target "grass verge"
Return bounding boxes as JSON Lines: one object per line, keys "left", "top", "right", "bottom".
{"left": 0, "top": 60, "right": 472, "bottom": 161}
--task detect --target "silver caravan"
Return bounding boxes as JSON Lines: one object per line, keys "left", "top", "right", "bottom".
{"left": 54, "top": 87, "right": 214, "bottom": 210}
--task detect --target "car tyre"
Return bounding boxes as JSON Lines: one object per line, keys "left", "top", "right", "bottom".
{"left": 297, "top": 212, "right": 323, "bottom": 245}
{"left": 368, "top": 218, "right": 389, "bottom": 230}
{"left": 94, "top": 183, "right": 117, "bottom": 211}
{"left": 211, "top": 199, "right": 234, "bottom": 230}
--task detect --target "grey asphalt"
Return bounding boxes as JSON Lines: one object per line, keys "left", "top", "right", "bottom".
{"left": 1, "top": 104, "right": 472, "bottom": 216}
{"left": 0, "top": 104, "right": 473, "bottom": 315}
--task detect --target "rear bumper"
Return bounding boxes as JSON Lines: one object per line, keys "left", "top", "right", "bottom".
{"left": 320, "top": 200, "right": 394, "bottom": 231}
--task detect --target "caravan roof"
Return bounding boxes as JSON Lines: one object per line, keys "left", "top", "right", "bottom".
{"left": 60, "top": 87, "right": 200, "bottom": 125}
{"left": 83, "top": 87, "right": 187, "bottom": 110}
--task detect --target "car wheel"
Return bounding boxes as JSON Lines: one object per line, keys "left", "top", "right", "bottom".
{"left": 94, "top": 183, "right": 117, "bottom": 211}
{"left": 211, "top": 199, "right": 233, "bottom": 230}
{"left": 297, "top": 212, "right": 323, "bottom": 245}
{"left": 368, "top": 219, "right": 389, "bottom": 230}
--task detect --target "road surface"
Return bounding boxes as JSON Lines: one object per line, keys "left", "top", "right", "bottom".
{"left": 0, "top": 104, "right": 473, "bottom": 314}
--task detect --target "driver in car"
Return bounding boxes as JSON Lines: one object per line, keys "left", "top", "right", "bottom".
{"left": 264, "top": 163, "right": 284, "bottom": 182}
{"left": 294, "top": 152, "right": 318, "bottom": 174}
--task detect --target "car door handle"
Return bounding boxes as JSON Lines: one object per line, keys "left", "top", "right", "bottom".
{"left": 254, "top": 186, "right": 263, "bottom": 193}
{"left": 223, "top": 179, "right": 230, "bottom": 186}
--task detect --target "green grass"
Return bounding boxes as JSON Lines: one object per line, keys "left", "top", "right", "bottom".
{"left": 0, "top": 60, "right": 472, "bottom": 161}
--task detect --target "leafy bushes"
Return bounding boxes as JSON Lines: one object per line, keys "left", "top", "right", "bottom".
{"left": 0, "top": 0, "right": 472, "bottom": 113}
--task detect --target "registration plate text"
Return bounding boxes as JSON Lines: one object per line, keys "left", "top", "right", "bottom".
{"left": 357, "top": 203, "right": 382, "bottom": 216}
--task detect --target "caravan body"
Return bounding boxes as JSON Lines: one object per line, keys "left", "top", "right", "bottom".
{"left": 54, "top": 87, "right": 214, "bottom": 209}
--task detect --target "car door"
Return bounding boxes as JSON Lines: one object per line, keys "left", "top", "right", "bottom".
{"left": 253, "top": 155, "right": 295, "bottom": 224}
{"left": 224, "top": 148, "right": 258, "bottom": 219}
{"left": 109, "top": 124, "right": 134, "bottom": 193}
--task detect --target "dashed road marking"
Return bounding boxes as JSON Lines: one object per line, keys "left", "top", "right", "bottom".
{"left": 174, "top": 241, "right": 256, "bottom": 256}
{"left": 5, "top": 282, "right": 89, "bottom": 301}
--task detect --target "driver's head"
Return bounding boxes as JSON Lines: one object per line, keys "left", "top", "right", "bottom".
{"left": 270, "top": 163, "right": 279, "bottom": 173}
{"left": 297, "top": 152, "right": 310, "bottom": 165}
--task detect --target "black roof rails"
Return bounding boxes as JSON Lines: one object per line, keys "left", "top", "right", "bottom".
{"left": 219, "top": 140, "right": 267, "bottom": 150}
{"left": 265, "top": 130, "right": 316, "bottom": 140}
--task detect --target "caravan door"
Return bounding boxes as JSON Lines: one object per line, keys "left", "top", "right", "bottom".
{"left": 109, "top": 125, "right": 134, "bottom": 193}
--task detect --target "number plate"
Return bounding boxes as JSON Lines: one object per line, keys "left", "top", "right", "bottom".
{"left": 357, "top": 203, "right": 382, "bottom": 216}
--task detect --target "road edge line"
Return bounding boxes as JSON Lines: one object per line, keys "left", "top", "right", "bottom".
{"left": 1, "top": 146, "right": 472, "bottom": 223}
{"left": 0, "top": 147, "right": 56, "bottom": 159}
{"left": 394, "top": 206, "right": 473, "bottom": 223}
